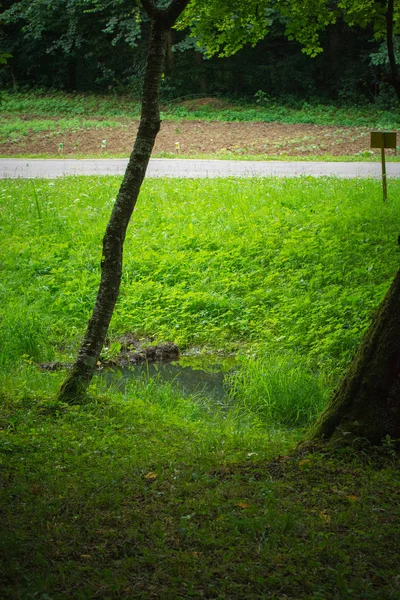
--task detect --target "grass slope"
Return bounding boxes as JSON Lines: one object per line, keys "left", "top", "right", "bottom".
{"left": 1, "top": 177, "right": 399, "bottom": 373}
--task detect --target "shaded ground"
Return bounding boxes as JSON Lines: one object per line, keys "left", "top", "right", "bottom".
{"left": 2, "top": 391, "right": 400, "bottom": 600}
{"left": 1, "top": 117, "right": 377, "bottom": 157}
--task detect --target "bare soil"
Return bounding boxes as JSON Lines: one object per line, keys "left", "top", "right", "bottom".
{"left": 1, "top": 117, "right": 377, "bottom": 157}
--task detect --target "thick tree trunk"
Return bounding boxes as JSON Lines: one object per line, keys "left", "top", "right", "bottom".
{"left": 308, "top": 269, "right": 400, "bottom": 445}
{"left": 58, "top": 20, "right": 168, "bottom": 402}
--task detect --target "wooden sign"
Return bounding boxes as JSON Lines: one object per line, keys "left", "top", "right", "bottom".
{"left": 370, "top": 131, "right": 397, "bottom": 149}
{"left": 370, "top": 131, "right": 397, "bottom": 201}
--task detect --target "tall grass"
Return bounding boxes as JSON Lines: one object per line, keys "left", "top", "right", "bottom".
{"left": 0, "top": 91, "right": 141, "bottom": 117}
{"left": 227, "top": 353, "right": 328, "bottom": 428}
{"left": 0, "top": 312, "right": 53, "bottom": 367}
{"left": 1, "top": 176, "right": 399, "bottom": 374}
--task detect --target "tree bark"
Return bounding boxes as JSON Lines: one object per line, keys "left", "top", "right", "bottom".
{"left": 307, "top": 269, "right": 400, "bottom": 445}
{"left": 58, "top": 1, "right": 190, "bottom": 402}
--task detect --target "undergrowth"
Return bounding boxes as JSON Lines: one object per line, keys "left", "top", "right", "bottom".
{"left": 1, "top": 177, "right": 399, "bottom": 367}
{"left": 1, "top": 387, "right": 399, "bottom": 599}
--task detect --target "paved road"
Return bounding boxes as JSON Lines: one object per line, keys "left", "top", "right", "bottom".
{"left": 1, "top": 158, "right": 400, "bottom": 179}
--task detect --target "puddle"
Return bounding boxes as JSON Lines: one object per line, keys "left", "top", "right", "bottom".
{"left": 99, "top": 355, "right": 236, "bottom": 400}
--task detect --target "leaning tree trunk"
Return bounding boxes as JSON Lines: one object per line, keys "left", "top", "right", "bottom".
{"left": 58, "top": 20, "right": 167, "bottom": 402}
{"left": 59, "top": 0, "right": 191, "bottom": 403}
{"left": 58, "top": 4, "right": 188, "bottom": 402}
{"left": 308, "top": 269, "right": 400, "bottom": 445}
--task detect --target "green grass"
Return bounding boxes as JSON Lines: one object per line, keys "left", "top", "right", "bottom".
{"left": 166, "top": 102, "right": 400, "bottom": 128}
{"left": 1, "top": 175, "right": 400, "bottom": 598}
{"left": 2, "top": 176, "right": 399, "bottom": 375}
{"left": 1, "top": 175, "right": 399, "bottom": 425}
{"left": 0, "top": 91, "right": 142, "bottom": 118}
{"left": 227, "top": 352, "right": 328, "bottom": 427}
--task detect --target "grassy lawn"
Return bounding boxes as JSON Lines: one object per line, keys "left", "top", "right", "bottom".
{"left": 1, "top": 176, "right": 400, "bottom": 598}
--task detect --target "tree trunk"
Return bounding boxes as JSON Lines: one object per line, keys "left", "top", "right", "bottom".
{"left": 58, "top": 0, "right": 191, "bottom": 402}
{"left": 58, "top": 20, "right": 168, "bottom": 402}
{"left": 166, "top": 29, "right": 174, "bottom": 72}
{"left": 308, "top": 269, "right": 400, "bottom": 445}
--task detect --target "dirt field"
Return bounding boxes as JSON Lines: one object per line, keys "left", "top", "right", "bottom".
{"left": 1, "top": 118, "right": 378, "bottom": 158}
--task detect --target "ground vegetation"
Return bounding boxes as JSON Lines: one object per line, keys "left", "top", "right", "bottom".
{"left": 1, "top": 176, "right": 399, "bottom": 417}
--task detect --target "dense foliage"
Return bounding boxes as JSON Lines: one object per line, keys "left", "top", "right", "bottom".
{"left": 0, "top": 0, "right": 398, "bottom": 105}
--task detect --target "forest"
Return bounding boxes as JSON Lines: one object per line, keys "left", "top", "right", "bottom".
{"left": 1, "top": 0, "right": 400, "bottom": 106}
{"left": 1, "top": 1, "right": 400, "bottom": 599}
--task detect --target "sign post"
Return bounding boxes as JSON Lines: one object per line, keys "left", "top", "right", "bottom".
{"left": 370, "top": 132, "right": 397, "bottom": 201}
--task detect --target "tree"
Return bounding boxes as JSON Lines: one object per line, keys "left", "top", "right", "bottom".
{"left": 0, "top": 0, "right": 387, "bottom": 101}
{"left": 0, "top": 2, "right": 12, "bottom": 93}
{"left": 58, "top": 0, "right": 190, "bottom": 402}
{"left": 339, "top": 0, "right": 400, "bottom": 100}
{"left": 179, "top": 0, "right": 400, "bottom": 101}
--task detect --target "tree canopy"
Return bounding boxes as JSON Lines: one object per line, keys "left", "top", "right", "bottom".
{"left": 0, "top": 0, "right": 398, "bottom": 103}
{"left": 178, "top": 0, "right": 400, "bottom": 100}
{"left": 179, "top": 0, "right": 399, "bottom": 58}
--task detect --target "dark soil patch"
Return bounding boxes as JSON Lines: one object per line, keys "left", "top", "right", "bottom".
{"left": 1, "top": 118, "right": 376, "bottom": 157}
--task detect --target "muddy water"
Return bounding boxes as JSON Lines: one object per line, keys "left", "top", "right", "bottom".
{"left": 100, "top": 355, "right": 236, "bottom": 400}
